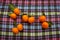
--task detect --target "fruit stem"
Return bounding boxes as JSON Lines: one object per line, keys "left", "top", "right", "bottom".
{"left": 13, "top": 20, "right": 17, "bottom": 27}
{"left": 42, "top": 12, "right": 45, "bottom": 16}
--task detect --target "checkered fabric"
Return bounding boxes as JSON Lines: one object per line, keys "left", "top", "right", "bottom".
{"left": 0, "top": 0, "right": 60, "bottom": 40}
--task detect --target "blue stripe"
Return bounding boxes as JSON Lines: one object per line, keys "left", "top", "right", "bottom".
{"left": 2, "top": 24, "right": 60, "bottom": 29}
{"left": 0, "top": 6, "right": 60, "bottom": 9}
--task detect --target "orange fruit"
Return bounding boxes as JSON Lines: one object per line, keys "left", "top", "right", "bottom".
{"left": 22, "top": 15, "right": 28, "bottom": 22}
{"left": 13, "top": 8, "right": 21, "bottom": 15}
{"left": 28, "top": 17, "right": 35, "bottom": 24}
{"left": 12, "top": 27, "right": 19, "bottom": 34}
{"left": 10, "top": 13, "right": 17, "bottom": 19}
{"left": 42, "top": 22, "right": 49, "bottom": 29}
{"left": 17, "top": 24, "right": 23, "bottom": 31}
{"left": 39, "top": 16, "right": 46, "bottom": 23}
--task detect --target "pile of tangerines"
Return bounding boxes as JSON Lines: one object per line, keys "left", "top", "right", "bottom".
{"left": 8, "top": 4, "right": 52, "bottom": 34}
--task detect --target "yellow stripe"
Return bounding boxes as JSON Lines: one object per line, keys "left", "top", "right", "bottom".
{"left": 0, "top": 31, "right": 60, "bottom": 36}
{"left": 0, "top": 12, "right": 60, "bottom": 15}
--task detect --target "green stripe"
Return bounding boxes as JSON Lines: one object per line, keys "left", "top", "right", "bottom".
{"left": 0, "top": 31, "right": 60, "bottom": 36}
{"left": 0, "top": 12, "right": 59, "bottom": 15}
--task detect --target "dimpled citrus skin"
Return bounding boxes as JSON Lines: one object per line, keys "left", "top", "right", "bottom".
{"left": 12, "top": 28, "right": 19, "bottom": 34}
{"left": 22, "top": 15, "right": 28, "bottom": 22}
{"left": 10, "top": 13, "right": 17, "bottom": 19}
{"left": 17, "top": 24, "right": 23, "bottom": 31}
{"left": 28, "top": 17, "right": 35, "bottom": 24}
{"left": 13, "top": 8, "right": 21, "bottom": 15}
{"left": 42, "top": 22, "right": 49, "bottom": 29}
{"left": 39, "top": 16, "right": 46, "bottom": 23}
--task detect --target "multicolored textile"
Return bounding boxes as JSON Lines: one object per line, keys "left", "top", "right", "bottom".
{"left": 0, "top": 0, "right": 60, "bottom": 40}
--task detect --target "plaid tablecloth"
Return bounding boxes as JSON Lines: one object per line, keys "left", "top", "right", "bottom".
{"left": 0, "top": 0, "right": 60, "bottom": 40}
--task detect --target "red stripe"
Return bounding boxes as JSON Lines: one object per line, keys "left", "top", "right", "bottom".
{"left": 2, "top": 17, "right": 60, "bottom": 22}
{"left": 49, "top": 38, "right": 60, "bottom": 40}
{"left": 36, "top": 17, "right": 60, "bottom": 22}
{"left": 48, "top": 18, "right": 60, "bottom": 22}
{"left": 2, "top": 18, "right": 21, "bottom": 22}
{"left": 1, "top": 0, "right": 60, "bottom": 5}
{"left": 0, "top": 18, "right": 2, "bottom": 21}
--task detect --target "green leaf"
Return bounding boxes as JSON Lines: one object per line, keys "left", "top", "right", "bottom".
{"left": 8, "top": 4, "right": 15, "bottom": 11}
{"left": 48, "top": 21, "right": 53, "bottom": 27}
